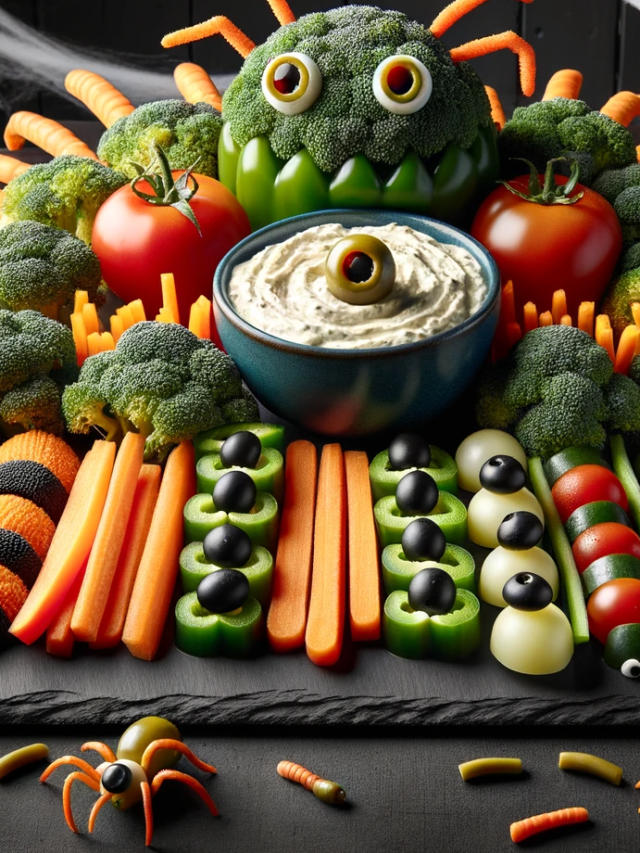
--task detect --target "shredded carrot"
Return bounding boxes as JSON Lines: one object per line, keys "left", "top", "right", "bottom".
{"left": 510, "top": 806, "right": 589, "bottom": 843}
{"left": 71, "top": 312, "right": 88, "bottom": 366}
{"left": 523, "top": 302, "right": 538, "bottom": 334}
{"left": 174, "top": 63, "right": 222, "bottom": 111}
{"left": 431, "top": 0, "right": 533, "bottom": 39}
{"left": 0, "top": 153, "right": 30, "bottom": 184}
{"left": 161, "top": 273, "right": 180, "bottom": 325}
{"left": 142, "top": 781, "right": 153, "bottom": 847}
{"left": 345, "top": 451, "right": 380, "bottom": 642}
{"left": 82, "top": 302, "right": 99, "bottom": 336}
{"left": 551, "top": 289, "right": 568, "bottom": 324}
{"left": 578, "top": 302, "right": 595, "bottom": 337}
{"left": 116, "top": 304, "right": 134, "bottom": 331}
{"left": 539, "top": 311, "right": 553, "bottom": 327}
{"left": 615, "top": 324, "right": 640, "bottom": 375}
{"left": 596, "top": 314, "right": 615, "bottom": 362}
{"left": 81, "top": 742, "right": 116, "bottom": 763}
{"left": 543, "top": 69, "right": 583, "bottom": 101}
{"left": 4, "top": 111, "right": 98, "bottom": 159}
{"left": 450, "top": 32, "right": 536, "bottom": 97}
{"left": 506, "top": 322, "right": 522, "bottom": 348}
{"left": 600, "top": 92, "right": 640, "bottom": 127}
{"left": 65, "top": 69, "right": 135, "bottom": 129}
{"left": 40, "top": 755, "right": 100, "bottom": 783}
{"left": 560, "top": 314, "right": 572, "bottom": 327}
{"left": 162, "top": 16, "right": 256, "bottom": 56}
{"left": 45, "top": 566, "right": 85, "bottom": 658}
{"left": 74, "top": 291, "right": 88, "bottom": 314}
{"left": 266, "top": 0, "right": 297, "bottom": 26}
{"left": 484, "top": 85, "right": 506, "bottom": 129}
{"left": 128, "top": 299, "right": 146, "bottom": 324}
{"left": 110, "top": 314, "right": 124, "bottom": 343}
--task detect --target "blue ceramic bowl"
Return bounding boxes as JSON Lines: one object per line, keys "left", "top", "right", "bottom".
{"left": 213, "top": 209, "right": 500, "bottom": 436}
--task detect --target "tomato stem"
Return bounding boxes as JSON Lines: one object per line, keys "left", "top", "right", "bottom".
{"left": 499, "top": 157, "right": 585, "bottom": 206}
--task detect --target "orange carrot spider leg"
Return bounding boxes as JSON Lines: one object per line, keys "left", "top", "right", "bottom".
{"left": 81, "top": 742, "right": 116, "bottom": 763}
{"left": 450, "top": 32, "right": 536, "bottom": 97}
{"left": 62, "top": 772, "right": 100, "bottom": 834}
{"left": 40, "top": 756, "right": 101, "bottom": 784}
{"left": 87, "top": 791, "right": 112, "bottom": 834}
{"left": 150, "top": 769, "right": 219, "bottom": 818}
{"left": 431, "top": 0, "right": 533, "bottom": 39}
{"left": 162, "top": 16, "right": 256, "bottom": 56}
{"left": 266, "top": 0, "right": 296, "bottom": 26}
{"left": 141, "top": 739, "right": 217, "bottom": 777}
{"left": 141, "top": 780, "right": 153, "bottom": 847}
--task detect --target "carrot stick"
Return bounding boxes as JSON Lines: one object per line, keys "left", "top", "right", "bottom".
{"left": 578, "top": 302, "right": 595, "bottom": 337}
{"left": 116, "top": 305, "right": 134, "bottom": 331}
{"left": 188, "top": 302, "right": 201, "bottom": 337}
{"left": 637, "top": 144, "right": 640, "bottom": 164}
{"left": 502, "top": 280, "right": 516, "bottom": 325}
{"left": 71, "top": 432, "right": 146, "bottom": 643}
{"left": 82, "top": 302, "right": 99, "bottom": 336}
{"left": 430, "top": 0, "right": 533, "bottom": 39}
{"left": 161, "top": 273, "right": 180, "bottom": 325}
{"left": 87, "top": 332, "right": 102, "bottom": 357}
{"left": 162, "top": 16, "right": 257, "bottom": 57}
{"left": 615, "top": 324, "right": 640, "bottom": 375}
{"left": 510, "top": 806, "right": 589, "bottom": 843}
{"left": 266, "top": 0, "right": 297, "bottom": 26}
{"left": 450, "top": 32, "right": 536, "bottom": 98}
{"left": 484, "top": 85, "right": 505, "bottom": 129}
{"left": 122, "top": 441, "right": 196, "bottom": 660}
{"left": 551, "top": 289, "right": 567, "bottom": 324}
{"left": 46, "top": 565, "right": 85, "bottom": 658}
{"left": 90, "top": 465, "right": 161, "bottom": 649}
{"left": 74, "top": 291, "right": 89, "bottom": 314}
{"left": 196, "top": 296, "right": 212, "bottom": 340}
{"left": 4, "top": 111, "right": 98, "bottom": 160}
{"left": 65, "top": 70, "right": 135, "bottom": 129}
{"left": 345, "top": 451, "right": 380, "bottom": 642}
{"left": 174, "top": 63, "right": 222, "bottom": 111}
{"left": 305, "top": 444, "right": 347, "bottom": 667}
{"left": 560, "top": 314, "right": 572, "bottom": 327}
{"left": 100, "top": 332, "right": 116, "bottom": 351}
{"left": 596, "top": 314, "right": 615, "bottom": 361}
{"left": 600, "top": 92, "right": 640, "bottom": 127}
{"left": 543, "top": 69, "right": 583, "bottom": 101}
{"left": 267, "top": 441, "right": 318, "bottom": 653}
{"left": 9, "top": 441, "right": 116, "bottom": 645}
{"left": 110, "top": 314, "right": 124, "bottom": 343}
{"left": 539, "top": 311, "right": 553, "bottom": 327}
{"left": 71, "top": 312, "right": 89, "bottom": 366}
{"left": 0, "top": 153, "right": 30, "bottom": 184}
{"left": 631, "top": 303, "right": 640, "bottom": 328}
{"left": 506, "top": 321, "right": 522, "bottom": 349}
{"left": 128, "top": 299, "right": 146, "bottom": 324}
{"left": 523, "top": 302, "right": 538, "bottom": 334}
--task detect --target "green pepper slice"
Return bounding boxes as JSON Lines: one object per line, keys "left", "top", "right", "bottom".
{"left": 383, "top": 588, "right": 480, "bottom": 660}
{"left": 236, "top": 136, "right": 285, "bottom": 231}
{"left": 468, "top": 123, "right": 499, "bottom": 200}
{"left": 581, "top": 554, "right": 640, "bottom": 596}
{"left": 197, "top": 446, "right": 284, "bottom": 503}
{"left": 175, "top": 592, "right": 263, "bottom": 657}
{"left": 273, "top": 148, "right": 330, "bottom": 221}
{"left": 218, "top": 121, "right": 242, "bottom": 196}
{"left": 603, "top": 623, "right": 640, "bottom": 673}
{"left": 194, "top": 422, "right": 286, "bottom": 461}
{"left": 381, "top": 543, "right": 475, "bottom": 595}
{"left": 381, "top": 151, "right": 433, "bottom": 214}
{"left": 183, "top": 491, "right": 279, "bottom": 551}
{"left": 430, "top": 144, "right": 478, "bottom": 225}
{"left": 374, "top": 491, "right": 468, "bottom": 547}
{"left": 369, "top": 446, "right": 458, "bottom": 502}
{"left": 179, "top": 542, "right": 273, "bottom": 606}
{"left": 329, "top": 154, "right": 382, "bottom": 208}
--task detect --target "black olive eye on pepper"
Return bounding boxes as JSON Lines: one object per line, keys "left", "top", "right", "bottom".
{"left": 401, "top": 518, "right": 446, "bottom": 562}
{"left": 325, "top": 233, "right": 396, "bottom": 306}
{"left": 102, "top": 763, "right": 133, "bottom": 794}
{"left": 197, "top": 568, "right": 250, "bottom": 614}
{"left": 498, "top": 511, "right": 544, "bottom": 551}
{"left": 479, "top": 455, "right": 527, "bottom": 495}
{"left": 502, "top": 572, "right": 553, "bottom": 612}
{"left": 396, "top": 470, "right": 439, "bottom": 516}
{"left": 220, "top": 431, "right": 262, "bottom": 469}
{"left": 408, "top": 568, "right": 456, "bottom": 616}
{"left": 213, "top": 470, "right": 257, "bottom": 514}
{"left": 203, "top": 523, "right": 253, "bottom": 568}
{"left": 388, "top": 433, "right": 431, "bottom": 471}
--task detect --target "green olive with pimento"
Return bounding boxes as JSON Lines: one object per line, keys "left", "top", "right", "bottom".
{"left": 325, "top": 234, "right": 396, "bottom": 306}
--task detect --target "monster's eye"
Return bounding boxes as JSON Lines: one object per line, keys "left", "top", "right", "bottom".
{"left": 373, "top": 55, "right": 432, "bottom": 115}
{"left": 261, "top": 52, "right": 322, "bottom": 115}
{"left": 621, "top": 658, "right": 640, "bottom": 678}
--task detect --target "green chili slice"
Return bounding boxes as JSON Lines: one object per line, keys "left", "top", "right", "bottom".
{"left": 0, "top": 743, "right": 49, "bottom": 779}
{"left": 458, "top": 757, "right": 522, "bottom": 781}
{"left": 558, "top": 751, "right": 622, "bottom": 786}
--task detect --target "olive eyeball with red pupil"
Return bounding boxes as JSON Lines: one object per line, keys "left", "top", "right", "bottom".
{"left": 373, "top": 55, "right": 433, "bottom": 115}
{"left": 387, "top": 65, "right": 414, "bottom": 95}
{"left": 325, "top": 233, "right": 395, "bottom": 306}
{"left": 262, "top": 52, "right": 322, "bottom": 115}
{"left": 273, "top": 63, "right": 300, "bottom": 94}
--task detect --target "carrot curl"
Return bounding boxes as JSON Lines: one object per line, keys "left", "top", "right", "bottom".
{"left": 450, "top": 32, "right": 536, "bottom": 97}
{"left": 431, "top": 0, "right": 533, "bottom": 39}
{"left": 162, "top": 16, "right": 256, "bottom": 56}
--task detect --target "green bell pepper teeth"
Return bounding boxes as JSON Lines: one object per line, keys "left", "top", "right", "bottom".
{"left": 383, "top": 588, "right": 481, "bottom": 660}
{"left": 197, "top": 446, "right": 284, "bottom": 503}
{"left": 175, "top": 592, "right": 263, "bottom": 658}
{"left": 374, "top": 491, "right": 468, "bottom": 547}
{"left": 179, "top": 541, "right": 273, "bottom": 607}
{"left": 183, "top": 491, "right": 279, "bottom": 551}
{"left": 381, "top": 543, "right": 475, "bottom": 596}
{"left": 219, "top": 124, "right": 498, "bottom": 231}
{"left": 369, "top": 446, "right": 458, "bottom": 502}
{"left": 194, "top": 422, "right": 286, "bottom": 462}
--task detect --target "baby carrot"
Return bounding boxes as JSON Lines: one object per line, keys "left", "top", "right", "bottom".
{"left": 560, "top": 314, "right": 572, "bottom": 327}
{"left": 578, "top": 302, "right": 595, "bottom": 337}
{"left": 551, "top": 289, "right": 567, "bottom": 324}
{"left": 116, "top": 305, "right": 135, "bottom": 331}
{"left": 596, "top": 314, "right": 615, "bottom": 362}
{"left": 539, "top": 311, "right": 553, "bottom": 327}
{"left": 267, "top": 441, "right": 318, "bottom": 653}
{"left": 46, "top": 566, "right": 85, "bottom": 658}
{"left": 305, "top": 444, "right": 346, "bottom": 667}
{"left": 0, "top": 153, "right": 30, "bottom": 184}
{"left": 110, "top": 314, "right": 124, "bottom": 343}
{"left": 82, "top": 302, "right": 99, "bottom": 336}
{"left": 510, "top": 807, "right": 589, "bottom": 843}
{"left": 345, "top": 450, "right": 380, "bottom": 642}
{"left": 71, "top": 313, "right": 88, "bottom": 366}
{"left": 128, "top": 300, "right": 146, "bottom": 324}
{"left": 615, "top": 324, "right": 640, "bottom": 375}
{"left": 600, "top": 91, "right": 640, "bottom": 127}
{"left": 161, "top": 273, "right": 180, "bottom": 325}
{"left": 65, "top": 69, "right": 135, "bottom": 128}
{"left": 74, "top": 291, "right": 89, "bottom": 314}
{"left": 543, "top": 69, "right": 583, "bottom": 101}
{"left": 174, "top": 63, "right": 222, "bottom": 111}
{"left": 4, "top": 111, "right": 98, "bottom": 159}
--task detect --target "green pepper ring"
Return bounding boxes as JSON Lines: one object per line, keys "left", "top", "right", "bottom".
{"left": 379, "top": 57, "right": 423, "bottom": 104}
{"left": 263, "top": 54, "right": 310, "bottom": 103}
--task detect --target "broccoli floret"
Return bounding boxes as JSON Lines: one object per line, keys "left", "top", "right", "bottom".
{"left": 62, "top": 321, "right": 258, "bottom": 462}
{"left": 0, "top": 221, "right": 102, "bottom": 318}
{"left": 499, "top": 98, "right": 637, "bottom": 184}
{"left": 223, "top": 5, "right": 491, "bottom": 173}
{"left": 0, "top": 309, "right": 78, "bottom": 437}
{"left": 602, "top": 372, "right": 640, "bottom": 433}
{"left": 220, "top": 387, "right": 260, "bottom": 424}
{"left": 601, "top": 267, "right": 640, "bottom": 339}
{"left": 615, "top": 187, "right": 640, "bottom": 246}
{"left": 98, "top": 100, "right": 222, "bottom": 180}
{"left": 0, "top": 155, "right": 126, "bottom": 245}
{"left": 620, "top": 243, "right": 640, "bottom": 274}
{"left": 475, "top": 361, "right": 517, "bottom": 429}
{"left": 592, "top": 162, "right": 640, "bottom": 205}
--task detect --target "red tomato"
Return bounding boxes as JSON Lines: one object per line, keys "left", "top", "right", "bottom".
{"left": 471, "top": 175, "right": 622, "bottom": 317}
{"left": 551, "top": 465, "right": 628, "bottom": 525}
{"left": 92, "top": 171, "right": 250, "bottom": 324}
{"left": 572, "top": 522, "right": 640, "bottom": 573}
{"left": 587, "top": 578, "right": 640, "bottom": 644}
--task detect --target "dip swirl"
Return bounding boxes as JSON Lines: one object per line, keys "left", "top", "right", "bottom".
{"left": 228, "top": 222, "right": 488, "bottom": 350}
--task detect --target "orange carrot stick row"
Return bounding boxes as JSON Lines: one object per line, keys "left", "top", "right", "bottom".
{"left": 174, "top": 63, "right": 222, "bottom": 111}
{"left": 4, "top": 112, "right": 98, "bottom": 160}
{"left": 615, "top": 324, "right": 640, "bottom": 375}
{"left": 0, "top": 153, "right": 30, "bottom": 184}
{"left": 345, "top": 451, "right": 380, "bottom": 642}
{"left": 65, "top": 70, "right": 135, "bottom": 129}
{"left": 596, "top": 314, "right": 615, "bottom": 362}
{"left": 543, "top": 69, "right": 583, "bottom": 101}
{"left": 45, "top": 565, "right": 85, "bottom": 658}
{"left": 510, "top": 806, "right": 589, "bottom": 843}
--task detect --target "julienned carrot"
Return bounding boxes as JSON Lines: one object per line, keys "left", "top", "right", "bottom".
{"left": 46, "top": 565, "right": 85, "bottom": 658}
{"left": 510, "top": 807, "right": 589, "bottom": 843}
{"left": 539, "top": 311, "right": 553, "bottom": 327}
{"left": 484, "top": 85, "right": 506, "bottom": 129}
{"left": 71, "top": 312, "right": 88, "bottom": 365}
{"left": 578, "top": 302, "right": 595, "bottom": 337}
{"left": 4, "top": 112, "right": 98, "bottom": 160}
{"left": 523, "top": 302, "right": 538, "bottom": 334}
{"left": 65, "top": 70, "right": 135, "bottom": 129}
{"left": 82, "top": 302, "right": 99, "bottom": 336}
{"left": 71, "top": 432, "right": 146, "bottom": 643}
{"left": 345, "top": 451, "right": 380, "bottom": 642}
{"left": 9, "top": 440, "right": 116, "bottom": 645}
{"left": 600, "top": 91, "right": 640, "bottom": 127}
{"left": 551, "top": 289, "right": 567, "bottom": 324}
{"left": 596, "top": 314, "right": 615, "bottom": 362}
{"left": 74, "top": 291, "right": 88, "bottom": 314}
{"left": 615, "top": 324, "right": 640, "bottom": 375}
{"left": 174, "top": 63, "right": 222, "bottom": 111}
{"left": 543, "top": 69, "right": 583, "bottom": 101}
{"left": 267, "top": 441, "right": 318, "bottom": 653}
{"left": 631, "top": 303, "right": 640, "bottom": 328}
{"left": 0, "top": 153, "right": 30, "bottom": 184}
{"left": 188, "top": 302, "right": 202, "bottom": 338}
{"left": 196, "top": 296, "right": 212, "bottom": 340}
{"left": 91, "top": 465, "right": 161, "bottom": 649}
{"left": 161, "top": 273, "right": 180, "bottom": 325}
{"left": 305, "top": 444, "right": 346, "bottom": 667}
{"left": 122, "top": 442, "right": 196, "bottom": 660}
{"left": 87, "top": 333, "right": 103, "bottom": 357}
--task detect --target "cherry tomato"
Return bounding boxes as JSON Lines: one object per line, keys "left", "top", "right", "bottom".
{"left": 92, "top": 171, "right": 250, "bottom": 324}
{"left": 551, "top": 465, "right": 628, "bottom": 525}
{"left": 572, "top": 522, "right": 640, "bottom": 573}
{"left": 587, "top": 578, "right": 640, "bottom": 644}
{"left": 471, "top": 175, "right": 622, "bottom": 317}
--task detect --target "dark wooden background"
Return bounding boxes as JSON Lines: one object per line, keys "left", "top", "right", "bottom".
{"left": 1, "top": 0, "right": 639, "bottom": 131}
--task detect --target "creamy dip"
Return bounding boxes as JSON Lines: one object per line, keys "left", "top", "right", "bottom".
{"left": 228, "top": 222, "right": 488, "bottom": 350}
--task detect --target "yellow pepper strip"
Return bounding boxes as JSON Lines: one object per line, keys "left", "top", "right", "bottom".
{"left": 0, "top": 743, "right": 49, "bottom": 779}
{"left": 87, "top": 332, "right": 102, "bottom": 357}
{"left": 74, "top": 290, "right": 88, "bottom": 314}
{"left": 82, "top": 302, "right": 99, "bottom": 336}
{"left": 558, "top": 752, "right": 623, "bottom": 786}
{"left": 458, "top": 757, "right": 523, "bottom": 781}
{"left": 128, "top": 299, "right": 146, "bottom": 324}
{"left": 116, "top": 305, "right": 135, "bottom": 331}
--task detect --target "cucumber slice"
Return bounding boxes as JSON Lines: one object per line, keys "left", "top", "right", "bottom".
{"left": 183, "top": 491, "right": 279, "bottom": 551}
{"left": 197, "top": 446, "right": 284, "bottom": 502}
{"left": 369, "top": 446, "right": 457, "bottom": 502}
{"left": 603, "top": 623, "right": 640, "bottom": 674}
{"left": 381, "top": 543, "right": 475, "bottom": 595}
{"left": 179, "top": 542, "right": 273, "bottom": 607}
{"left": 581, "top": 553, "right": 640, "bottom": 596}
{"left": 194, "top": 422, "right": 286, "bottom": 461}
{"left": 373, "top": 491, "right": 467, "bottom": 547}
{"left": 544, "top": 447, "right": 607, "bottom": 487}
{"left": 565, "top": 501, "right": 631, "bottom": 543}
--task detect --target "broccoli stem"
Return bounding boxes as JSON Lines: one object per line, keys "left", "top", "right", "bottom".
{"left": 610, "top": 434, "right": 640, "bottom": 530}
{"left": 528, "top": 456, "right": 590, "bottom": 645}
{"left": 91, "top": 409, "right": 122, "bottom": 443}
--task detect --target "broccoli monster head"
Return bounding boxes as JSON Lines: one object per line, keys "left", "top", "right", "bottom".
{"left": 162, "top": 1, "right": 537, "bottom": 230}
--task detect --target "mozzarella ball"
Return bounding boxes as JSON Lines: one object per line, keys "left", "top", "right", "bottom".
{"left": 490, "top": 604, "right": 573, "bottom": 675}
{"left": 456, "top": 430, "right": 527, "bottom": 493}
{"left": 479, "top": 546, "right": 559, "bottom": 607}
{"left": 468, "top": 487, "right": 543, "bottom": 549}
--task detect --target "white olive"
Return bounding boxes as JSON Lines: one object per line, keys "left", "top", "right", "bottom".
{"left": 468, "top": 487, "right": 543, "bottom": 548}
{"left": 479, "top": 546, "right": 559, "bottom": 607}
{"left": 455, "top": 430, "right": 527, "bottom": 493}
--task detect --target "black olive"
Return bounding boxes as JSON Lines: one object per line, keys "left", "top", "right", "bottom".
{"left": 479, "top": 455, "right": 526, "bottom": 495}
{"left": 220, "top": 431, "right": 262, "bottom": 469}
{"left": 498, "top": 511, "right": 544, "bottom": 551}
{"left": 502, "top": 572, "right": 553, "bottom": 611}
{"left": 197, "top": 568, "right": 250, "bottom": 614}
{"left": 273, "top": 62, "right": 301, "bottom": 94}
{"left": 203, "top": 523, "right": 252, "bottom": 568}
{"left": 213, "top": 470, "right": 257, "bottom": 514}
{"left": 388, "top": 433, "right": 431, "bottom": 470}
{"left": 401, "top": 518, "right": 446, "bottom": 562}
{"left": 343, "top": 251, "right": 374, "bottom": 283}
{"left": 102, "top": 763, "right": 133, "bottom": 794}
{"left": 396, "top": 470, "right": 438, "bottom": 515}
{"left": 408, "top": 568, "right": 456, "bottom": 616}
